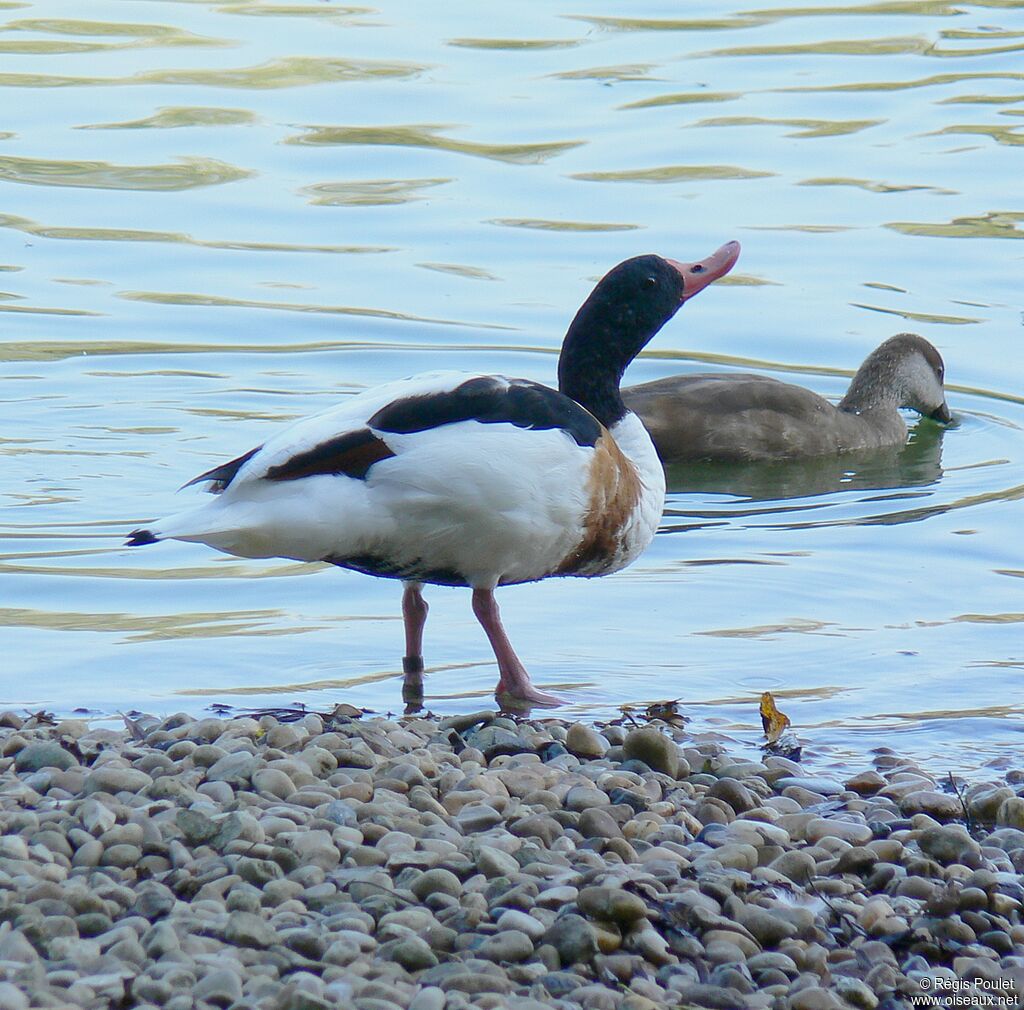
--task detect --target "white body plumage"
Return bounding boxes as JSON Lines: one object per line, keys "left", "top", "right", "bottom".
{"left": 145, "top": 370, "right": 665, "bottom": 589}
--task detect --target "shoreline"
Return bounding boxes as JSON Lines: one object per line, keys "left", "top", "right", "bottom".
{"left": 1, "top": 707, "right": 1023, "bottom": 1009}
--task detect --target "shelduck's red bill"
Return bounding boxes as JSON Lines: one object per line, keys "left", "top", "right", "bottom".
{"left": 668, "top": 240, "right": 741, "bottom": 303}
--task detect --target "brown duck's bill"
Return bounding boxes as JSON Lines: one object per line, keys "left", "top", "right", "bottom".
{"left": 931, "top": 402, "right": 952, "bottom": 424}
{"left": 668, "top": 240, "right": 741, "bottom": 303}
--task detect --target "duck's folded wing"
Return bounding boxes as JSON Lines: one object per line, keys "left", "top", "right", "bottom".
{"left": 185, "top": 370, "right": 603, "bottom": 494}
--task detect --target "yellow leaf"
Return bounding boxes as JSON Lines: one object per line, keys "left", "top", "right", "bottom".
{"left": 760, "top": 692, "right": 791, "bottom": 744}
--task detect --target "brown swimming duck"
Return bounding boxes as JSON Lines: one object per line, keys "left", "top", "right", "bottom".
{"left": 623, "top": 333, "right": 951, "bottom": 464}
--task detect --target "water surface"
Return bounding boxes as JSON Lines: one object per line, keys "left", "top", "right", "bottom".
{"left": 2, "top": 0, "right": 1023, "bottom": 776}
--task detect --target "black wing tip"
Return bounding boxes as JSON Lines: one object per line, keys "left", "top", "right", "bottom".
{"left": 126, "top": 529, "right": 160, "bottom": 547}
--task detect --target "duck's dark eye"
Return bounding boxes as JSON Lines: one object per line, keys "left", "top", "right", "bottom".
{"left": 644, "top": 275, "right": 657, "bottom": 289}
{"left": 691, "top": 264, "right": 705, "bottom": 274}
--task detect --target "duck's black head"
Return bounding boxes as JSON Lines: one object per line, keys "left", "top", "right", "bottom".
{"left": 558, "top": 242, "right": 740, "bottom": 428}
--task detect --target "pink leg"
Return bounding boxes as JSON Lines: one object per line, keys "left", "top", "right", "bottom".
{"left": 402, "top": 582, "right": 428, "bottom": 703}
{"left": 471, "top": 588, "right": 562, "bottom": 708}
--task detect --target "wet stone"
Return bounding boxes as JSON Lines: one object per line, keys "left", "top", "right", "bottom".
{"left": 707, "top": 777, "right": 756, "bottom": 814}
{"left": 479, "top": 929, "right": 534, "bottom": 963}
{"left": 224, "top": 910, "right": 277, "bottom": 948}
{"left": 918, "top": 824, "right": 980, "bottom": 864}
{"left": 14, "top": 741, "right": 78, "bottom": 773}
{"left": 565, "top": 723, "right": 609, "bottom": 759}
{"left": 411, "top": 869, "right": 462, "bottom": 900}
{"left": 577, "top": 887, "right": 648, "bottom": 926}
{"left": 622, "top": 728, "right": 680, "bottom": 778}
{"left": 546, "top": 914, "right": 599, "bottom": 966}
{"left": 899, "top": 789, "right": 965, "bottom": 820}
{"left": 388, "top": 936, "right": 439, "bottom": 972}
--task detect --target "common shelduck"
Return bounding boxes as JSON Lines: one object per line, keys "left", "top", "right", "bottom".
{"left": 127, "top": 242, "right": 740, "bottom": 706}
{"left": 623, "top": 332, "right": 949, "bottom": 464}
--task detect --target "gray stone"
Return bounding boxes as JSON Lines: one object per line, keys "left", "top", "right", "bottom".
{"left": 565, "top": 785, "right": 610, "bottom": 812}
{"left": 495, "top": 909, "right": 546, "bottom": 941}
{"left": 789, "top": 989, "right": 846, "bottom": 1010}
{"left": 565, "top": 723, "right": 609, "bottom": 759}
{"left": 389, "top": 936, "right": 438, "bottom": 972}
{"left": 237, "top": 856, "right": 283, "bottom": 886}
{"left": 622, "top": 728, "right": 680, "bottom": 778}
{"left": 193, "top": 967, "right": 243, "bottom": 1006}
{"left": 224, "top": 910, "right": 277, "bottom": 948}
{"left": 577, "top": 886, "right": 648, "bottom": 926}
{"left": 479, "top": 929, "right": 534, "bottom": 962}
{"left": 845, "top": 770, "right": 886, "bottom": 795}
{"left": 252, "top": 767, "right": 295, "bottom": 799}
{"left": 14, "top": 741, "right": 77, "bottom": 773}
{"left": 324, "top": 799, "right": 358, "bottom": 828}
{"left": 834, "top": 976, "right": 879, "bottom": 1009}
{"left": 966, "top": 785, "right": 1014, "bottom": 823}
{"left": 769, "top": 849, "right": 816, "bottom": 884}
{"left": 739, "top": 905, "right": 797, "bottom": 946}
{"left": 411, "top": 868, "right": 462, "bottom": 900}
{"left": 0, "top": 982, "right": 28, "bottom": 1010}
{"left": 477, "top": 844, "right": 519, "bottom": 878}
{"left": 545, "top": 913, "right": 598, "bottom": 966}
{"left": 408, "top": 987, "right": 446, "bottom": 1010}
{"left": 671, "top": 983, "right": 749, "bottom": 1009}
{"left": 176, "top": 808, "right": 217, "bottom": 845}
{"left": 899, "top": 789, "right": 964, "bottom": 821}
{"left": 83, "top": 765, "right": 153, "bottom": 795}
{"left": 464, "top": 725, "right": 530, "bottom": 760}
{"left": 510, "top": 814, "right": 563, "bottom": 846}
{"left": 708, "top": 777, "right": 756, "bottom": 813}
{"left": 918, "top": 825, "right": 980, "bottom": 864}
{"left": 205, "top": 751, "right": 257, "bottom": 787}
{"left": 774, "top": 776, "right": 845, "bottom": 796}
{"left": 0, "top": 928, "right": 39, "bottom": 964}
{"left": 804, "top": 816, "right": 872, "bottom": 846}
{"left": 578, "top": 807, "right": 622, "bottom": 839}
{"left": 456, "top": 803, "right": 503, "bottom": 833}
{"left": 997, "top": 795, "right": 1024, "bottom": 830}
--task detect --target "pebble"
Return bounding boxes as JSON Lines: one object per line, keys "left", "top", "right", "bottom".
{"left": 917, "top": 824, "right": 979, "bottom": 864}
{"left": 577, "top": 887, "right": 648, "bottom": 926}
{"left": 565, "top": 723, "right": 609, "bottom": 759}
{"left": 479, "top": 929, "right": 535, "bottom": 962}
{"left": 0, "top": 709, "right": 1021, "bottom": 1010}
{"left": 899, "top": 789, "right": 964, "bottom": 820}
{"left": 773, "top": 776, "right": 845, "bottom": 796}
{"left": 622, "top": 727, "right": 680, "bottom": 778}
{"left": 411, "top": 868, "right": 462, "bottom": 900}
{"left": 13, "top": 741, "right": 77, "bottom": 773}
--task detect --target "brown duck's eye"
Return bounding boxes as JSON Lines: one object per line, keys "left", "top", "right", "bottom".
{"left": 691, "top": 264, "right": 705, "bottom": 274}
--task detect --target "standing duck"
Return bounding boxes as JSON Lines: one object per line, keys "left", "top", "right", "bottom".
{"left": 127, "top": 242, "right": 741, "bottom": 707}
{"left": 623, "top": 332, "right": 951, "bottom": 464}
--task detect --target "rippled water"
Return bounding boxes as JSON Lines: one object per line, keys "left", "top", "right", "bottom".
{"left": 2, "top": 0, "right": 1022, "bottom": 775}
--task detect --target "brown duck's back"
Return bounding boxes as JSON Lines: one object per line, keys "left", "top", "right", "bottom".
{"left": 623, "top": 373, "right": 907, "bottom": 464}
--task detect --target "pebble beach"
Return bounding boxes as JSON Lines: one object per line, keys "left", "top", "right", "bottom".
{"left": 1, "top": 707, "right": 1023, "bottom": 1010}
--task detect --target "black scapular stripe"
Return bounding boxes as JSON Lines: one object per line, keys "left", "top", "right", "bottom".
{"left": 265, "top": 428, "right": 395, "bottom": 482}
{"left": 368, "top": 376, "right": 602, "bottom": 447}
{"left": 182, "top": 446, "right": 262, "bottom": 493}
